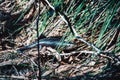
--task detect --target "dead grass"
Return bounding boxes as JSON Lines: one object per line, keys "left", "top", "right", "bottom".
{"left": 0, "top": 0, "right": 120, "bottom": 80}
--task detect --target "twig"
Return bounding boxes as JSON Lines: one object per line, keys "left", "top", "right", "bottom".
{"left": 0, "top": 75, "right": 28, "bottom": 80}
{"left": 46, "top": 50, "right": 112, "bottom": 60}
{"left": 36, "top": 0, "right": 41, "bottom": 80}
{"left": 47, "top": 50, "right": 96, "bottom": 56}
{"left": 0, "top": 59, "right": 25, "bottom": 67}
{"left": 41, "top": 0, "right": 102, "bottom": 54}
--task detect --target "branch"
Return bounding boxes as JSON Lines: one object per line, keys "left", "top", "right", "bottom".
{"left": 41, "top": 0, "right": 102, "bottom": 54}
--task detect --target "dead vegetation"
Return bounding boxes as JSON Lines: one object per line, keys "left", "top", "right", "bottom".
{"left": 0, "top": 0, "right": 120, "bottom": 80}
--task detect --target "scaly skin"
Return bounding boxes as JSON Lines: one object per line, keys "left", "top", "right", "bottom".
{"left": 17, "top": 37, "right": 77, "bottom": 53}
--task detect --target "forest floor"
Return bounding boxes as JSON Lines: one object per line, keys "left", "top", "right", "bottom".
{"left": 0, "top": 0, "right": 120, "bottom": 80}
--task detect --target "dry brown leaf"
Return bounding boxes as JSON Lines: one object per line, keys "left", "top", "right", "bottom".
{"left": 55, "top": 64, "right": 73, "bottom": 73}
{"left": 42, "top": 70, "right": 53, "bottom": 77}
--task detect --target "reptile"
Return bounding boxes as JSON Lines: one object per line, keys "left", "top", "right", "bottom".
{"left": 17, "top": 37, "right": 78, "bottom": 53}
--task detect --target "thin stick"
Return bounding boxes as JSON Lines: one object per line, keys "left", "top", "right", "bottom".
{"left": 42, "top": 0, "right": 102, "bottom": 54}
{"left": 36, "top": 0, "right": 41, "bottom": 80}
{"left": 0, "top": 75, "right": 28, "bottom": 80}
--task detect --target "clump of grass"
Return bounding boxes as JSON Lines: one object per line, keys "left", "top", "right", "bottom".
{"left": 38, "top": 0, "right": 119, "bottom": 53}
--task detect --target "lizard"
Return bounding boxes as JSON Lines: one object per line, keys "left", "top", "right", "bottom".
{"left": 17, "top": 36, "right": 78, "bottom": 53}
